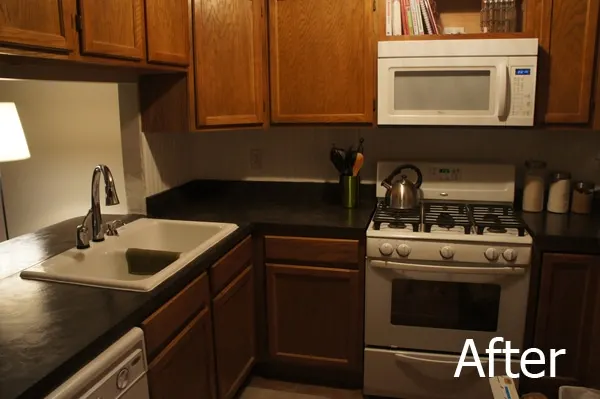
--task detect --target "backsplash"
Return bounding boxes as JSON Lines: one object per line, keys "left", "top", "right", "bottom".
{"left": 182, "top": 127, "right": 600, "bottom": 186}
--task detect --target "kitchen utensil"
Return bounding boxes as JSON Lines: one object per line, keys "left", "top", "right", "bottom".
{"left": 357, "top": 137, "right": 365, "bottom": 154}
{"left": 346, "top": 151, "right": 357, "bottom": 175}
{"left": 330, "top": 147, "right": 346, "bottom": 174}
{"left": 353, "top": 153, "right": 364, "bottom": 176}
{"left": 381, "top": 164, "right": 423, "bottom": 209}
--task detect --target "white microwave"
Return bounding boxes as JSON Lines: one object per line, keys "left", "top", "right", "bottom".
{"left": 377, "top": 38, "right": 538, "bottom": 126}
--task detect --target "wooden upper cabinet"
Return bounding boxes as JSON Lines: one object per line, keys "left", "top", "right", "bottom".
{"left": 145, "top": 0, "right": 190, "bottom": 66}
{"left": 527, "top": 253, "right": 600, "bottom": 398}
{"left": 268, "top": 0, "right": 374, "bottom": 123}
{"left": 79, "top": 0, "right": 145, "bottom": 60}
{"left": 533, "top": 0, "right": 600, "bottom": 124}
{"left": 0, "top": 0, "right": 77, "bottom": 52}
{"left": 193, "top": 0, "right": 266, "bottom": 127}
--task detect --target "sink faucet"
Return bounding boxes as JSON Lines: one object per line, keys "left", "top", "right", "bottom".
{"left": 76, "top": 164, "right": 120, "bottom": 249}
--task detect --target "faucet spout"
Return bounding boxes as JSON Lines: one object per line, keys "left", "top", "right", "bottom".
{"left": 91, "top": 164, "right": 120, "bottom": 242}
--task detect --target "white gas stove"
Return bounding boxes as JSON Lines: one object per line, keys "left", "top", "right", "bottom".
{"left": 367, "top": 161, "right": 532, "bottom": 265}
{"left": 364, "top": 162, "right": 533, "bottom": 399}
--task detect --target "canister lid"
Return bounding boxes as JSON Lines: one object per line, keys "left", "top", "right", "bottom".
{"left": 525, "top": 160, "right": 546, "bottom": 169}
{"left": 551, "top": 171, "right": 571, "bottom": 181}
{"left": 574, "top": 181, "right": 595, "bottom": 193}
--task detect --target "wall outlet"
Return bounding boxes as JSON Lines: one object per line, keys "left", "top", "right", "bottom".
{"left": 250, "top": 149, "right": 263, "bottom": 170}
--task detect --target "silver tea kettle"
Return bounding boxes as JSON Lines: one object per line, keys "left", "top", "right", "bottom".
{"left": 381, "top": 164, "right": 423, "bottom": 209}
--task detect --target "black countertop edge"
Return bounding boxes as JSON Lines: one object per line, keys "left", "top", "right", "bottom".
{"left": 0, "top": 216, "right": 251, "bottom": 399}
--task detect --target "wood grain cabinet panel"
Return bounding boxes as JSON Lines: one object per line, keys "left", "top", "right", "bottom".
{"left": 148, "top": 307, "right": 217, "bottom": 399}
{"left": 0, "top": 0, "right": 77, "bottom": 52}
{"left": 534, "top": 0, "right": 600, "bottom": 124}
{"left": 268, "top": 0, "right": 374, "bottom": 123}
{"left": 266, "top": 264, "right": 361, "bottom": 370}
{"left": 145, "top": 0, "right": 190, "bottom": 66}
{"left": 79, "top": 0, "right": 145, "bottom": 60}
{"left": 193, "top": 0, "right": 265, "bottom": 127}
{"left": 526, "top": 254, "right": 600, "bottom": 399}
{"left": 213, "top": 264, "right": 256, "bottom": 399}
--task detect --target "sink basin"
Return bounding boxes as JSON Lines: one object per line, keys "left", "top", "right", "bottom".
{"left": 20, "top": 218, "right": 238, "bottom": 292}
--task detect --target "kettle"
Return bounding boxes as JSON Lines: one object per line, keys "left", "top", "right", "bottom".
{"left": 381, "top": 164, "right": 423, "bottom": 209}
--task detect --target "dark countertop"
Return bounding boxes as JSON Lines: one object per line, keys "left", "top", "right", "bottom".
{"left": 2, "top": 181, "right": 375, "bottom": 399}
{"left": 146, "top": 180, "right": 377, "bottom": 239}
{"left": 0, "top": 214, "right": 251, "bottom": 399}
{"left": 520, "top": 211, "right": 600, "bottom": 253}
{"left": 6, "top": 179, "right": 600, "bottom": 399}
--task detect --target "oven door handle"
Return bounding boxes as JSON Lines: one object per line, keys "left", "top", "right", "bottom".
{"left": 394, "top": 352, "right": 489, "bottom": 366}
{"left": 370, "top": 260, "right": 526, "bottom": 275}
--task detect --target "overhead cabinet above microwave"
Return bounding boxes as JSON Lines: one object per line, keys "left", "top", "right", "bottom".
{"left": 377, "top": 38, "right": 539, "bottom": 127}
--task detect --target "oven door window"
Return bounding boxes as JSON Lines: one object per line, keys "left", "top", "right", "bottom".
{"left": 390, "top": 279, "right": 501, "bottom": 331}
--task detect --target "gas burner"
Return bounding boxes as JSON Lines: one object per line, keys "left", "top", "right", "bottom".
{"left": 436, "top": 212, "right": 455, "bottom": 229}
{"left": 487, "top": 226, "right": 507, "bottom": 234}
{"left": 423, "top": 202, "right": 472, "bottom": 234}
{"left": 372, "top": 200, "right": 421, "bottom": 232}
{"left": 471, "top": 205, "right": 527, "bottom": 237}
{"left": 388, "top": 222, "right": 407, "bottom": 229}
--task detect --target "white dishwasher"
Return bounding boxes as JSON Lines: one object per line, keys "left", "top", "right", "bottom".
{"left": 46, "top": 327, "right": 150, "bottom": 399}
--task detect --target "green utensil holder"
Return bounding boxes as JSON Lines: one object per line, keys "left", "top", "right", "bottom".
{"left": 340, "top": 176, "right": 360, "bottom": 208}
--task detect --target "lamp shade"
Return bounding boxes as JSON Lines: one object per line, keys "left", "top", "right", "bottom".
{"left": 0, "top": 102, "right": 30, "bottom": 162}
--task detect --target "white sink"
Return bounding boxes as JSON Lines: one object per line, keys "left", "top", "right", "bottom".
{"left": 20, "top": 218, "right": 238, "bottom": 292}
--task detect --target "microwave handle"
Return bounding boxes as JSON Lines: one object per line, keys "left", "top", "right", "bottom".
{"left": 369, "top": 260, "right": 526, "bottom": 275}
{"left": 496, "top": 62, "right": 508, "bottom": 118}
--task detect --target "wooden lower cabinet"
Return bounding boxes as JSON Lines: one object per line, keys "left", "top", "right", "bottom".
{"left": 524, "top": 253, "right": 600, "bottom": 398}
{"left": 266, "top": 263, "right": 361, "bottom": 371}
{"left": 148, "top": 307, "right": 216, "bottom": 399}
{"left": 213, "top": 264, "right": 256, "bottom": 399}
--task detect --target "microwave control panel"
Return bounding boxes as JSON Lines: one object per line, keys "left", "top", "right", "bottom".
{"left": 509, "top": 66, "right": 535, "bottom": 117}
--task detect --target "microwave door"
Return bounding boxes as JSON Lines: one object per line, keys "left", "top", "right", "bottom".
{"left": 377, "top": 56, "right": 509, "bottom": 126}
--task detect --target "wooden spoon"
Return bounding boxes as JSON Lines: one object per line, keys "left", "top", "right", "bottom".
{"left": 352, "top": 153, "right": 364, "bottom": 176}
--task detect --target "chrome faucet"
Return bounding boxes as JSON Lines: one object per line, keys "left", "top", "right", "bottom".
{"left": 76, "top": 164, "right": 120, "bottom": 249}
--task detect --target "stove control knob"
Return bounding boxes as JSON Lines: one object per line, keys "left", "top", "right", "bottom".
{"left": 379, "top": 242, "right": 394, "bottom": 256}
{"left": 484, "top": 247, "right": 500, "bottom": 261}
{"left": 440, "top": 246, "right": 455, "bottom": 259}
{"left": 503, "top": 248, "right": 518, "bottom": 262}
{"left": 396, "top": 244, "right": 411, "bottom": 257}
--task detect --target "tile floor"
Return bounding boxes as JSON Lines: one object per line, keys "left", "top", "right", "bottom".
{"left": 238, "top": 376, "right": 365, "bottom": 399}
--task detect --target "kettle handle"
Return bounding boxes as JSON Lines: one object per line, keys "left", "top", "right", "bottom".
{"left": 381, "top": 164, "right": 423, "bottom": 188}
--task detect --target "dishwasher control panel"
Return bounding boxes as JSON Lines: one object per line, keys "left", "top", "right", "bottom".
{"left": 46, "top": 327, "right": 149, "bottom": 399}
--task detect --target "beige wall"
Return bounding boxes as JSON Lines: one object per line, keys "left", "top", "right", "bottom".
{"left": 186, "top": 127, "right": 600, "bottom": 186}
{"left": 0, "top": 80, "right": 130, "bottom": 238}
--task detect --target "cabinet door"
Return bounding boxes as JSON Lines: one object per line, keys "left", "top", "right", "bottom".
{"left": 266, "top": 264, "right": 361, "bottom": 370}
{"left": 79, "top": 0, "right": 145, "bottom": 60}
{"left": 193, "top": 0, "right": 265, "bottom": 126}
{"left": 528, "top": 254, "right": 600, "bottom": 398}
{"left": 148, "top": 307, "right": 216, "bottom": 399}
{"left": 0, "top": 0, "right": 76, "bottom": 52}
{"left": 268, "top": 0, "right": 374, "bottom": 123}
{"left": 145, "top": 0, "right": 190, "bottom": 66}
{"left": 213, "top": 264, "right": 256, "bottom": 399}
{"left": 535, "top": 0, "right": 600, "bottom": 123}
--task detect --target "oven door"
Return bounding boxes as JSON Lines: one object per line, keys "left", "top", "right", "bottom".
{"left": 365, "top": 259, "right": 530, "bottom": 354}
{"left": 377, "top": 56, "right": 509, "bottom": 126}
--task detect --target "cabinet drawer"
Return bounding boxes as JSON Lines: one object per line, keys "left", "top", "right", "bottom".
{"left": 265, "top": 236, "right": 359, "bottom": 266}
{"left": 142, "top": 272, "right": 210, "bottom": 359}
{"left": 210, "top": 236, "right": 252, "bottom": 295}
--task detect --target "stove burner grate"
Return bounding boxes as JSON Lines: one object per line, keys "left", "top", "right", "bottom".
{"left": 471, "top": 205, "right": 527, "bottom": 236}
{"left": 372, "top": 201, "right": 421, "bottom": 231}
{"left": 423, "top": 202, "right": 472, "bottom": 234}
